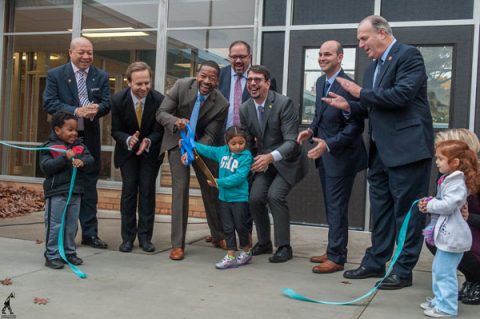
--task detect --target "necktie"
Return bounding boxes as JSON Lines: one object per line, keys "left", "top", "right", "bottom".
{"left": 135, "top": 100, "right": 142, "bottom": 127}
{"left": 373, "top": 59, "right": 384, "bottom": 88}
{"left": 323, "top": 81, "right": 331, "bottom": 97}
{"left": 257, "top": 105, "right": 265, "bottom": 127}
{"left": 233, "top": 74, "right": 242, "bottom": 126}
{"left": 77, "top": 71, "right": 90, "bottom": 106}
{"left": 190, "top": 94, "right": 205, "bottom": 134}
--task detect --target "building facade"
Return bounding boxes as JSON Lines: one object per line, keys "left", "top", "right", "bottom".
{"left": 0, "top": 0, "right": 479, "bottom": 231}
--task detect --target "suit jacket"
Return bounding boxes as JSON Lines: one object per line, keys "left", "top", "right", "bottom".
{"left": 111, "top": 88, "right": 165, "bottom": 168}
{"left": 240, "top": 90, "right": 308, "bottom": 186}
{"left": 156, "top": 77, "right": 229, "bottom": 154}
{"left": 43, "top": 63, "right": 111, "bottom": 160}
{"left": 350, "top": 41, "right": 434, "bottom": 168}
{"left": 310, "top": 70, "right": 367, "bottom": 177}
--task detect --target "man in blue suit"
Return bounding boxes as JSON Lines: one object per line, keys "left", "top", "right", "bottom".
{"left": 297, "top": 40, "right": 367, "bottom": 274}
{"left": 324, "top": 15, "right": 434, "bottom": 289}
{"left": 43, "top": 37, "right": 111, "bottom": 249}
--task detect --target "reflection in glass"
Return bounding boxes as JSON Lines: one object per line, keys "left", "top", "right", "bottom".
{"left": 168, "top": 0, "right": 255, "bottom": 28}
{"left": 302, "top": 48, "right": 356, "bottom": 124}
{"left": 9, "top": 0, "right": 73, "bottom": 32}
{"left": 82, "top": 0, "right": 159, "bottom": 29}
{"left": 418, "top": 46, "right": 452, "bottom": 129}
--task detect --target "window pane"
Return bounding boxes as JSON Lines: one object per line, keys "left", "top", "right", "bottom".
{"left": 9, "top": 0, "right": 73, "bottom": 32}
{"left": 166, "top": 29, "right": 253, "bottom": 90}
{"left": 302, "top": 48, "right": 356, "bottom": 124}
{"left": 168, "top": 0, "right": 255, "bottom": 28}
{"left": 82, "top": 0, "right": 159, "bottom": 29}
{"left": 418, "top": 46, "right": 453, "bottom": 129}
{"left": 293, "top": 0, "right": 374, "bottom": 25}
{"left": 263, "top": 0, "right": 286, "bottom": 26}
{"left": 382, "top": 0, "right": 473, "bottom": 21}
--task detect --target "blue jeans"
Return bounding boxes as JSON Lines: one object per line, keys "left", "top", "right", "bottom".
{"left": 432, "top": 249, "right": 463, "bottom": 315}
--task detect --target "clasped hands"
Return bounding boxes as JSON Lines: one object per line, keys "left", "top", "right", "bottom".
{"left": 128, "top": 131, "right": 150, "bottom": 155}
{"left": 76, "top": 103, "right": 99, "bottom": 120}
{"left": 296, "top": 129, "right": 327, "bottom": 159}
{"left": 65, "top": 149, "right": 84, "bottom": 168}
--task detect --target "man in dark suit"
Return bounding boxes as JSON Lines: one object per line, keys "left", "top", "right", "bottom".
{"left": 156, "top": 61, "right": 228, "bottom": 261}
{"left": 240, "top": 65, "right": 308, "bottom": 263}
{"left": 43, "top": 37, "right": 110, "bottom": 249}
{"left": 324, "top": 15, "right": 434, "bottom": 289}
{"left": 297, "top": 40, "right": 367, "bottom": 273}
{"left": 111, "top": 62, "right": 164, "bottom": 253}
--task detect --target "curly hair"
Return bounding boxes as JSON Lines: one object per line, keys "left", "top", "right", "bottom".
{"left": 436, "top": 140, "right": 480, "bottom": 194}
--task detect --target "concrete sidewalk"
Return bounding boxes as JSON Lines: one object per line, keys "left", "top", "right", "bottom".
{"left": 0, "top": 211, "right": 477, "bottom": 319}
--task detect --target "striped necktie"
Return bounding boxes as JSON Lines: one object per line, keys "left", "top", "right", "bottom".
{"left": 233, "top": 74, "right": 242, "bottom": 126}
{"left": 77, "top": 71, "right": 90, "bottom": 106}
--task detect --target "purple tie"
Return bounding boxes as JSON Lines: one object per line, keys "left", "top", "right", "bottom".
{"left": 233, "top": 74, "right": 242, "bottom": 126}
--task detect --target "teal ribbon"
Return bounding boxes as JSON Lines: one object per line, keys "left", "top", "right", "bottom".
{"left": 283, "top": 199, "right": 419, "bottom": 305}
{"left": 0, "top": 141, "right": 87, "bottom": 279}
{"left": 179, "top": 123, "right": 196, "bottom": 166}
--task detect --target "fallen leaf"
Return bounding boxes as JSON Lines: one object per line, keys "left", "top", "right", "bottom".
{"left": 0, "top": 278, "right": 12, "bottom": 285}
{"left": 34, "top": 297, "right": 49, "bottom": 305}
{"left": 340, "top": 281, "right": 352, "bottom": 285}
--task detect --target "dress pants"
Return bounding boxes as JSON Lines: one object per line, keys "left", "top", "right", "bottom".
{"left": 168, "top": 146, "right": 224, "bottom": 248}
{"left": 318, "top": 161, "right": 355, "bottom": 265}
{"left": 249, "top": 165, "right": 292, "bottom": 248}
{"left": 362, "top": 142, "right": 431, "bottom": 278}
{"left": 119, "top": 155, "right": 160, "bottom": 243}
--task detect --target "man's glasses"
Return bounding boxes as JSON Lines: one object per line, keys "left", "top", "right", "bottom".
{"left": 246, "top": 77, "right": 266, "bottom": 84}
{"left": 229, "top": 55, "right": 249, "bottom": 61}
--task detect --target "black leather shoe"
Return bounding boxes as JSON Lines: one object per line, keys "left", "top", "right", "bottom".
{"left": 45, "top": 258, "right": 65, "bottom": 269}
{"left": 269, "top": 245, "right": 293, "bottom": 263}
{"left": 139, "top": 241, "right": 155, "bottom": 253}
{"left": 119, "top": 241, "right": 133, "bottom": 253}
{"left": 81, "top": 236, "right": 108, "bottom": 249}
{"left": 462, "top": 282, "right": 480, "bottom": 305}
{"left": 376, "top": 274, "right": 412, "bottom": 290}
{"left": 62, "top": 254, "right": 83, "bottom": 265}
{"left": 252, "top": 241, "right": 273, "bottom": 256}
{"left": 343, "top": 266, "right": 385, "bottom": 279}
{"left": 459, "top": 281, "right": 473, "bottom": 300}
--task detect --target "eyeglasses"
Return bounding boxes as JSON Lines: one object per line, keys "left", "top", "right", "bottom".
{"left": 246, "top": 77, "right": 266, "bottom": 84}
{"left": 229, "top": 55, "right": 249, "bottom": 61}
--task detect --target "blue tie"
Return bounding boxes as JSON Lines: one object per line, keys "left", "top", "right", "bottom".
{"left": 190, "top": 93, "right": 205, "bottom": 134}
{"left": 323, "top": 81, "right": 331, "bottom": 97}
{"left": 373, "top": 59, "right": 384, "bottom": 88}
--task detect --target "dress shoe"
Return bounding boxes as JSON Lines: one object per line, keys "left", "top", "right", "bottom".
{"left": 462, "top": 282, "right": 480, "bottom": 305}
{"left": 312, "top": 260, "right": 344, "bottom": 274}
{"left": 251, "top": 241, "right": 273, "bottom": 256}
{"left": 212, "top": 239, "right": 227, "bottom": 250}
{"left": 310, "top": 253, "right": 328, "bottom": 263}
{"left": 343, "top": 266, "right": 385, "bottom": 279}
{"left": 169, "top": 247, "right": 184, "bottom": 261}
{"left": 376, "top": 274, "right": 412, "bottom": 290}
{"left": 205, "top": 235, "right": 213, "bottom": 243}
{"left": 459, "top": 281, "right": 473, "bottom": 300}
{"left": 45, "top": 258, "right": 65, "bottom": 269}
{"left": 139, "top": 241, "right": 155, "bottom": 253}
{"left": 119, "top": 241, "right": 133, "bottom": 253}
{"left": 269, "top": 245, "right": 293, "bottom": 263}
{"left": 81, "top": 236, "right": 108, "bottom": 249}
{"left": 62, "top": 254, "right": 83, "bottom": 265}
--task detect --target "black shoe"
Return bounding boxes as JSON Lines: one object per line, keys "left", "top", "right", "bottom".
{"left": 139, "top": 241, "right": 155, "bottom": 253}
{"left": 252, "top": 241, "right": 273, "bottom": 256}
{"left": 62, "top": 254, "right": 83, "bottom": 265}
{"left": 45, "top": 258, "right": 65, "bottom": 269}
{"left": 343, "top": 266, "right": 385, "bottom": 279}
{"left": 459, "top": 281, "right": 473, "bottom": 300}
{"left": 81, "top": 236, "right": 108, "bottom": 249}
{"left": 462, "top": 282, "right": 480, "bottom": 305}
{"left": 119, "top": 241, "right": 133, "bottom": 253}
{"left": 376, "top": 274, "right": 412, "bottom": 290}
{"left": 269, "top": 245, "right": 293, "bottom": 263}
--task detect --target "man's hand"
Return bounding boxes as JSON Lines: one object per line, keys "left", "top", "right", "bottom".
{"left": 251, "top": 154, "right": 273, "bottom": 172}
{"left": 307, "top": 137, "right": 327, "bottom": 159}
{"left": 461, "top": 202, "right": 469, "bottom": 221}
{"left": 297, "top": 129, "right": 313, "bottom": 144}
{"left": 180, "top": 153, "right": 188, "bottom": 165}
{"left": 128, "top": 131, "right": 140, "bottom": 149}
{"left": 136, "top": 138, "right": 150, "bottom": 155}
{"left": 84, "top": 103, "right": 99, "bottom": 119}
{"left": 175, "top": 118, "right": 189, "bottom": 131}
{"left": 336, "top": 77, "right": 362, "bottom": 98}
{"left": 322, "top": 92, "right": 351, "bottom": 112}
{"left": 72, "top": 158, "right": 84, "bottom": 168}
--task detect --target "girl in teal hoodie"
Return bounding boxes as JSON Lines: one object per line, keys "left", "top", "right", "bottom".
{"left": 195, "top": 126, "right": 253, "bottom": 269}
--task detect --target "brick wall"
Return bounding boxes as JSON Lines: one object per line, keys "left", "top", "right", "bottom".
{"left": 0, "top": 181, "right": 207, "bottom": 218}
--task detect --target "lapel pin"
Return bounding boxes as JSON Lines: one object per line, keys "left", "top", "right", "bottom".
{"left": 68, "top": 79, "right": 71, "bottom": 83}
{"left": 268, "top": 104, "right": 272, "bottom": 109}
{"left": 388, "top": 56, "right": 392, "bottom": 61}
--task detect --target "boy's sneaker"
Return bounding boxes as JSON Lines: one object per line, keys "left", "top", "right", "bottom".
{"left": 62, "top": 254, "right": 83, "bottom": 266}
{"left": 215, "top": 255, "right": 237, "bottom": 269}
{"left": 236, "top": 250, "right": 252, "bottom": 266}
{"left": 420, "top": 297, "right": 434, "bottom": 310}
{"left": 45, "top": 258, "right": 65, "bottom": 270}
{"left": 423, "top": 308, "right": 455, "bottom": 318}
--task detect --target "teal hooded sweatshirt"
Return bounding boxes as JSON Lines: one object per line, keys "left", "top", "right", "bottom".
{"left": 195, "top": 143, "right": 253, "bottom": 203}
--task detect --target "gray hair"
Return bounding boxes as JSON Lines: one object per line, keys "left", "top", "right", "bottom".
{"left": 362, "top": 15, "right": 393, "bottom": 35}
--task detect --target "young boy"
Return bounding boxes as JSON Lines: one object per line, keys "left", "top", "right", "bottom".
{"left": 39, "top": 112, "right": 94, "bottom": 269}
